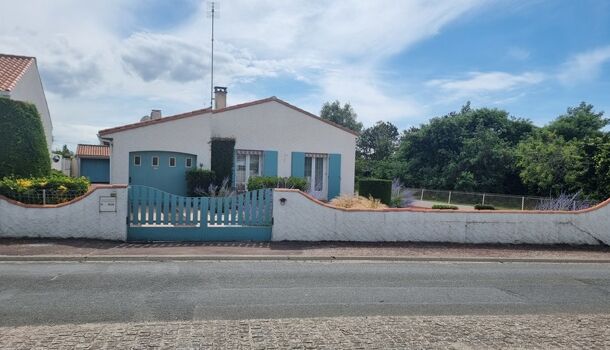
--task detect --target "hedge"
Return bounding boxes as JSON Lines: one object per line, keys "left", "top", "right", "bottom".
{"left": 185, "top": 168, "right": 215, "bottom": 196}
{"left": 431, "top": 204, "right": 458, "bottom": 210}
{"left": 247, "top": 176, "right": 308, "bottom": 191}
{"left": 210, "top": 138, "right": 235, "bottom": 186}
{"left": 0, "top": 98, "right": 50, "bottom": 178}
{"left": 358, "top": 178, "right": 392, "bottom": 205}
{"left": 474, "top": 204, "right": 496, "bottom": 210}
{"left": 0, "top": 173, "right": 90, "bottom": 204}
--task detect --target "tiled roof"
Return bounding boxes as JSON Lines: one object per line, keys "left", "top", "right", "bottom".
{"left": 98, "top": 97, "right": 359, "bottom": 137}
{"left": 0, "top": 54, "right": 35, "bottom": 92}
{"left": 76, "top": 144, "right": 110, "bottom": 158}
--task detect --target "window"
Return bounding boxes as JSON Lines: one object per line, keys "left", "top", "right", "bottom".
{"left": 169, "top": 157, "right": 176, "bottom": 167}
{"left": 152, "top": 156, "right": 159, "bottom": 167}
{"left": 235, "top": 150, "right": 263, "bottom": 191}
{"left": 304, "top": 154, "right": 327, "bottom": 199}
{"left": 134, "top": 155, "right": 141, "bottom": 166}
{"left": 185, "top": 157, "right": 192, "bottom": 168}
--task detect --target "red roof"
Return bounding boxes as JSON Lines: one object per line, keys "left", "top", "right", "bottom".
{"left": 98, "top": 96, "right": 359, "bottom": 137}
{"left": 76, "top": 144, "right": 110, "bottom": 158}
{"left": 0, "top": 54, "right": 35, "bottom": 92}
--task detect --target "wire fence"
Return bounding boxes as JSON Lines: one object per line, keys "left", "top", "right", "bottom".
{"left": 0, "top": 189, "right": 87, "bottom": 205}
{"left": 407, "top": 188, "right": 578, "bottom": 210}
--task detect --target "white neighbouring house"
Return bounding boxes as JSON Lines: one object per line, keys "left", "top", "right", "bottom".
{"left": 98, "top": 88, "right": 357, "bottom": 200}
{"left": 0, "top": 53, "right": 53, "bottom": 152}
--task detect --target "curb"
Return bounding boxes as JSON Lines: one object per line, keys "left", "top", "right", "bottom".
{"left": 0, "top": 255, "right": 609, "bottom": 263}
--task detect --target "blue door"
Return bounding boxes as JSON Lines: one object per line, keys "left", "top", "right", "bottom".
{"left": 129, "top": 151, "right": 197, "bottom": 196}
{"left": 80, "top": 158, "right": 110, "bottom": 183}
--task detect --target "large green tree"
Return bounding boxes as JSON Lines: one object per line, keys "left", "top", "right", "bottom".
{"left": 320, "top": 100, "right": 363, "bottom": 133}
{"left": 547, "top": 102, "right": 608, "bottom": 141}
{"left": 357, "top": 121, "right": 399, "bottom": 160}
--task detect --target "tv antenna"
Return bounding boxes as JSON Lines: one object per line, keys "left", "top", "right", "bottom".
{"left": 207, "top": 1, "right": 219, "bottom": 108}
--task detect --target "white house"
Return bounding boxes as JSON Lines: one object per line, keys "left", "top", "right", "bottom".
{"left": 98, "top": 88, "right": 357, "bottom": 199}
{"left": 0, "top": 53, "right": 53, "bottom": 152}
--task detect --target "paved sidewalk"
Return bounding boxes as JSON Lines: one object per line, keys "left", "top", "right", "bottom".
{"left": 0, "top": 238, "right": 609, "bottom": 262}
{"left": 1, "top": 314, "right": 608, "bottom": 349}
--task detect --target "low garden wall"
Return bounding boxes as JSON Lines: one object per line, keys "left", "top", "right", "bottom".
{"left": 272, "top": 189, "right": 610, "bottom": 245}
{"left": 0, "top": 185, "right": 128, "bottom": 241}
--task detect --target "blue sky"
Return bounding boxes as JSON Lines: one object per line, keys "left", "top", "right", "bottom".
{"left": 1, "top": 0, "right": 609, "bottom": 149}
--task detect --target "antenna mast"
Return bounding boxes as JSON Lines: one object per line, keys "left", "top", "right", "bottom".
{"left": 208, "top": 2, "right": 217, "bottom": 108}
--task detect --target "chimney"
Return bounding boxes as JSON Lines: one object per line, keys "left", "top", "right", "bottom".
{"left": 214, "top": 86, "right": 227, "bottom": 110}
{"left": 150, "top": 109, "right": 162, "bottom": 120}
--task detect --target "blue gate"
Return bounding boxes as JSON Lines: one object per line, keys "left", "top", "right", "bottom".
{"left": 127, "top": 186, "right": 272, "bottom": 241}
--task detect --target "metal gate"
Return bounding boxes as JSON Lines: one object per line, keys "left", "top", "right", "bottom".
{"left": 127, "top": 185, "right": 272, "bottom": 241}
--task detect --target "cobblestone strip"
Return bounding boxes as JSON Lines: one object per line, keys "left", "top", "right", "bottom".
{"left": 1, "top": 314, "right": 609, "bottom": 349}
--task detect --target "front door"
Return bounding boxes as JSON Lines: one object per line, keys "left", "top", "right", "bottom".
{"left": 305, "top": 155, "right": 328, "bottom": 200}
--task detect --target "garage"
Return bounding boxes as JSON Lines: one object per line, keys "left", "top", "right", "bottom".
{"left": 76, "top": 144, "right": 110, "bottom": 183}
{"left": 129, "top": 151, "right": 197, "bottom": 195}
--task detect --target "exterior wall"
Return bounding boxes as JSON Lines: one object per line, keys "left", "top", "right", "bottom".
{"left": 272, "top": 190, "right": 610, "bottom": 245}
{"left": 0, "top": 185, "right": 128, "bottom": 241}
{"left": 9, "top": 63, "right": 53, "bottom": 152}
{"left": 103, "top": 100, "right": 356, "bottom": 195}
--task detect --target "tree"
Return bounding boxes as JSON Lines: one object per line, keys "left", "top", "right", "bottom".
{"left": 357, "top": 121, "right": 399, "bottom": 160}
{"left": 52, "top": 145, "right": 74, "bottom": 159}
{"left": 320, "top": 100, "right": 363, "bottom": 132}
{"left": 547, "top": 102, "right": 608, "bottom": 141}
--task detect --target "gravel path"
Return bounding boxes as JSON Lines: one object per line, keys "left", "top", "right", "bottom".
{"left": 1, "top": 314, "right": 609, "bottom": 349}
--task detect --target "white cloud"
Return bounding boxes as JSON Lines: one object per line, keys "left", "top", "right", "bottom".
{"left": 427, "top": 71, "right": 545, "bottom": 99}
{"left": 558, "top": 45, "right": 610, "bottom": 84}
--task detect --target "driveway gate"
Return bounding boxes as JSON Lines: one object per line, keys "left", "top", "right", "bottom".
{"left": 127, "top": 185, "right": 273, "bottom": 241}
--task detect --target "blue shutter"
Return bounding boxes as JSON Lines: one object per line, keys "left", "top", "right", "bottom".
{"left": 263, "top": 151, "right": 278, "bottom": 177}
{"left": 291, "top": 152, "right": 305, "bottom": 178}
{"left": 328, "top": 153, "right": 341, "bottom": 199}
{"left": 232, "top": 150, "right": 237, "bottom": 188}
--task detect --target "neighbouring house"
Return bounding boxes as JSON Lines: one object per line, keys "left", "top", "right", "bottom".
{"left": 98, "top": 87, "right": 357, "bottom": 199}
{"left": 75, "top": 144, "right": 110, "bottom": 183}
{"left": 0, "top": 53, "right": 53, "bottom": 152}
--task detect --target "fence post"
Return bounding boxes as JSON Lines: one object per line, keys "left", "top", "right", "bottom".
{"left": 42, "top": 189, "right": 46, "bottom": 205}
{"left": 448, "top": 191, "right": 452, "bottom": 204}
{"left": 482, "top": 193, "right": 486, "bottom": 205}
{"left": 420, "top": 189, "right": 424, "bottom": 201}
{"left": 521, "top": 197, "right": 525, "bottom": 211}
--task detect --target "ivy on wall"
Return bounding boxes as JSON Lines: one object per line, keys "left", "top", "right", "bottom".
{"left": 210, "top": 137, "right": 236, "bottom": 186}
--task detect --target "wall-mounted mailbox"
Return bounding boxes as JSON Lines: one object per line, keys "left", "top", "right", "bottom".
{"left": 99, "top": 196, "right": 117, "bottom": 212}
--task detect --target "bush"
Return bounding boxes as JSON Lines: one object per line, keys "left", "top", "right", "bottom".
{"left": 0, "top": 174, "right": 90, "bottom": 204}
{"left": 330, "top": 194, "right": 388, "bottom": 209}
{"left": 247, "top": 176, "right": 308, "bottom": 191}
{"left": 432, "top": 204, "right": 458, "bottom": 210}
{"left": 474, "top": 204, "right": 496, "bottom": 210}
{"left": 390, "top": 178, "right": 414, "bottom": 208}
{"left": 210, "top": 138, "right": 235, "bottom": 187}
{"left": 185, "top": 168, "right": 215, "bottom": 196}
{"left": 0, "top": 99, "right": 50, "bottom": 178}
{"left": 358, "top": 178, "right": 392, "bottom": 205}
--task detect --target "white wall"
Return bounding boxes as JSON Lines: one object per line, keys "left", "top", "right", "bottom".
{"left": 103, "top": 100, "right": 357, "bottom": 195}
{"left": 9, "top": 62, "right": 53, "bottom": 152}
{"left": 272, "top": 190, "right": 610, "bottom": 245}
{"left": 0, "top": 186, "right": 128, "bottom": 241}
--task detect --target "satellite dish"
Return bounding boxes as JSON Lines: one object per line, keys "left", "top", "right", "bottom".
{"left": 52, "top": 155, "right": 61, "bottom": 163}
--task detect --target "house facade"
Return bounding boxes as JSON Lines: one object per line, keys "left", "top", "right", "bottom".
{"left": 0, "top": 53, "right": 53, "bottom": 152}
{"left": 98, "top": 89, "right": 357, "bottom": 199}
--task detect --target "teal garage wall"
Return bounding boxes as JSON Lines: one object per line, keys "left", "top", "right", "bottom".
{"left": 80, "top": 158, "right": 110, "bottom": 183}
{"left": 129, "top": 151, "right": 197, "bottom": 195}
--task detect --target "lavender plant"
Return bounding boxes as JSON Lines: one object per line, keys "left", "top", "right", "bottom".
{"left": 535, "top": 192, "right": 594, "bottom": 211}
{"left": 390, "top": 178, "right": 414, "bottom": 208}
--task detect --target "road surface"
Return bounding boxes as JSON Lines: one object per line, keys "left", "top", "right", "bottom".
{"left": 1, "top": 260, "right": 609, "bottom": 327}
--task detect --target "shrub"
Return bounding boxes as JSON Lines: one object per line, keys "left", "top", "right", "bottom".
{"left": 330, "top": 194, "right": 388, "bottom": 209}
{"left": 474, "top": 204, "right": 496, "bottom": 210}
{"left": 358, "top": 178, "right": 392, "bottom": 205}
{"left": 431, "top": 204, "right": 458, "bottom": 210}
{"left": 247, "top": 176, "right": 308, "bottom": 191}
{"left": 210, "top": 138, "right": 235, "bottom": 187}
{"left": 185, "top": 168, "right": 215, "bottom": 196}
{"left": 390, "top": 178, "right": 414, "bottom": 208}
{"left": 0, "top": 99, "right": 50, "bottom": 178}
{"left": 0, "top": 174, "right": 90, "bottom": 204}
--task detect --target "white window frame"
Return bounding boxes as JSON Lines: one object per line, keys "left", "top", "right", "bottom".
{"left": 133, "top": 155, "right": 141, "bottom": 166}
{"left": 169, "top": 157, "right": 176, "bottom": 167}
{"left": 185, "top": 157, "right": 192, "bottom": 168}
{"left": 305, "top": 153, "right": 328, "bottom": 200}
{"left": 235, "top": 150, "right": 263, "bottom": 191}
{"left": 151, "top": 156, "right": 159, "bottom": 167}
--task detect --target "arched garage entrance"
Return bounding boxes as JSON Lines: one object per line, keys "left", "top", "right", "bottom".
{"left": 129, "top": 151, "right": 197, "bottom": 196}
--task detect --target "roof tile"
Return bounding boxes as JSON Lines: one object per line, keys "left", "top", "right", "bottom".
{"left": 76, "top": 144, "right": 110, "bottom": 158}
{"left": 0, "top": 54, "right": 35, "bottom": 92}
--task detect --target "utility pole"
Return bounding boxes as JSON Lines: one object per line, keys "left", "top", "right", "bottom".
{"left": 207, "top": 2, "right": 217, "bottom": 108}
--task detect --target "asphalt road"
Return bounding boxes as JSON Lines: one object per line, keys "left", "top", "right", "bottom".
{"left": 1, "top": 260, "right": 609, "bottom": 326}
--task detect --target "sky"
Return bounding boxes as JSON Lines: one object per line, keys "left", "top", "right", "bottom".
{"left": 1, "top": 0, "right": 609, "bottom": 149}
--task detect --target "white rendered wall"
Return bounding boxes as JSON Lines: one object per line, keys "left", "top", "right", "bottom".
{"left": 9, "top": 63, "right": 53, "bottom": 152}
{"left": 272, "top": 190, "right": 610, "bottom": 245}
{"left": 0, "top": 186, "right": 128, "bottom": 241}
{"left": 103, "top": 100, "right": 357, "bottom": 195}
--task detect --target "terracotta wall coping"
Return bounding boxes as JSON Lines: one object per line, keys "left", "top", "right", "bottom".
{"left": 273, "top": 189, "right": 610, "bottom": 215}
{"left": 0, "top": 184, "right": 127, "bottom": 209}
